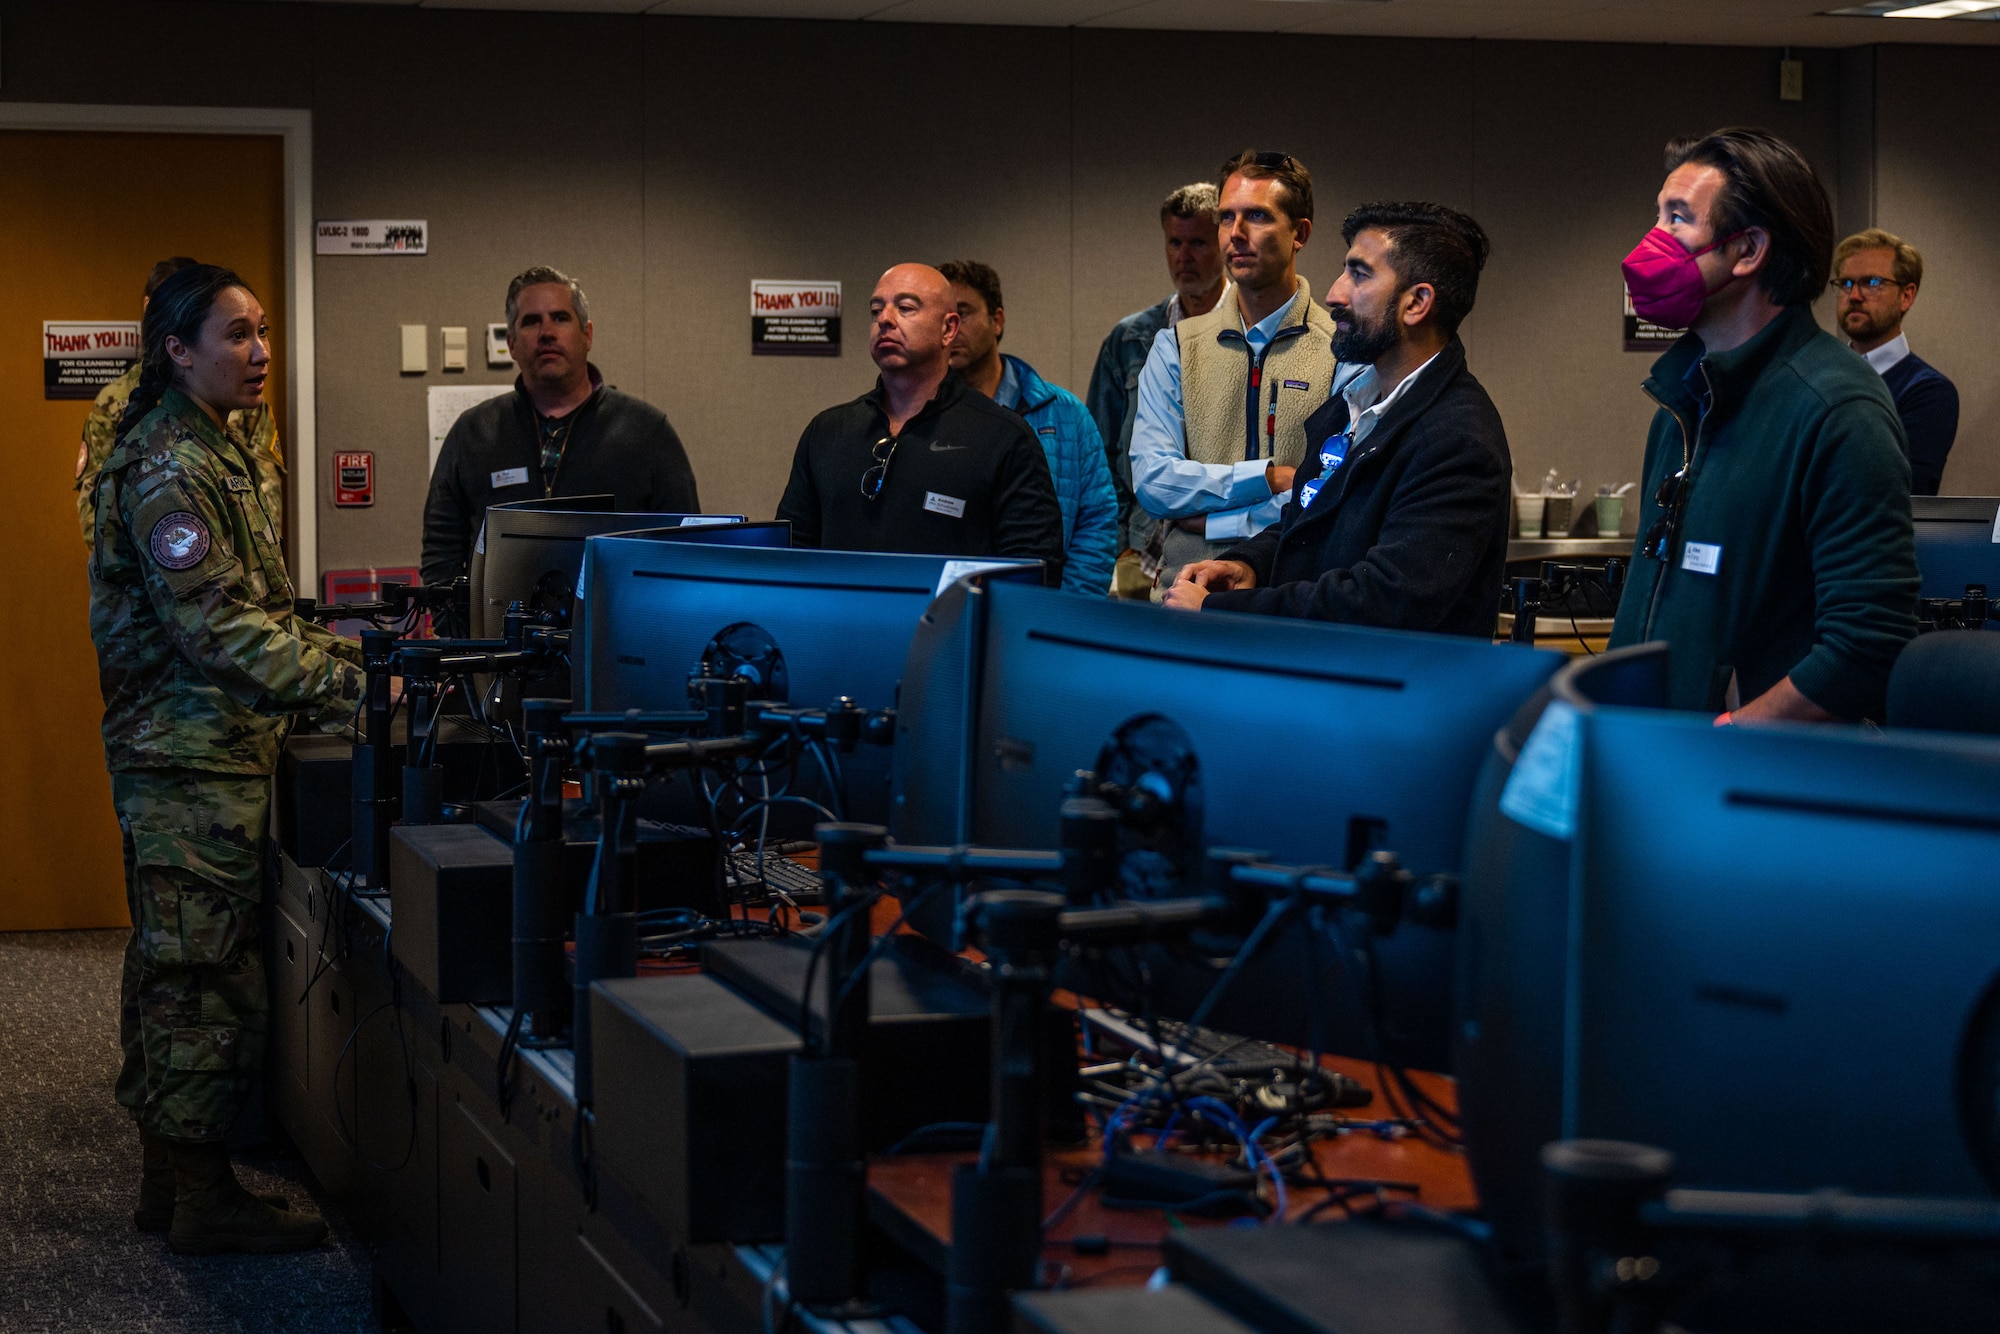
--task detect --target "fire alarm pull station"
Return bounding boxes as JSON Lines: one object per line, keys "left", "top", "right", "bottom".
{"left": 334, "top": 451, "right": 375, "bottom": 507}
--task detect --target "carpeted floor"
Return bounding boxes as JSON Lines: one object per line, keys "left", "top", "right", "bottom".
{"left": 0, "top": 929, "right": 379, "bottom": 1333}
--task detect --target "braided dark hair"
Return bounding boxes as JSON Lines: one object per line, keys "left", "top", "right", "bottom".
{"left": 118, "top": 264, "right": 255, "bottom": 440}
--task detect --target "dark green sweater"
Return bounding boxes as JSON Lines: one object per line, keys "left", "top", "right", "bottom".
{"left": 1608, "top": 306, "right": 1919, "bottom": 720}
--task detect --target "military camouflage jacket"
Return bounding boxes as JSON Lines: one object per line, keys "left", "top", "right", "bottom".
{"left": 76, "top": 363, "right": 283, "bottom": 554}
{"left": 90, "top": 389, "right": 362, "bottom": 776}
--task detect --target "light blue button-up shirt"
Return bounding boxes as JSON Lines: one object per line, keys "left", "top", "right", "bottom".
{"left": 1128, "top": 298, "right": 1297, "bottom": 543}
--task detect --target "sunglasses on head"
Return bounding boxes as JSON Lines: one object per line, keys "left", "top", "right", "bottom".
{"left": 861, "top": 436, "right": 897, "bottom": 501}
{"left": 1249, "top": 151, "right": 1298, "bottom": 172}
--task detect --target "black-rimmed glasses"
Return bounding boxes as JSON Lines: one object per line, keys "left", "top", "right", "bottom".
{"left": 1830, "top": 276, "right": 1900, "bottom": 293}
{"left": 1641, "top": 466, "right": 1689, "bottom": 561}
{"left": 861, "top": 435, "right": 897, "bottom": 501}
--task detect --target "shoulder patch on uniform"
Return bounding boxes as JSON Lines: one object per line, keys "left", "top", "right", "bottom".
{"left": 150, "top": 512, "right": 212, "bottom": 570}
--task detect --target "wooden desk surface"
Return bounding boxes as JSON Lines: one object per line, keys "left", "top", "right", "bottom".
{"left": 866, "top": 1052, "right": 1472, "bottom": 1287}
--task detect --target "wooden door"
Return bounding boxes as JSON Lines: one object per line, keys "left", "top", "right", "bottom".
{"left": 0, "top": 129, "right": 286, "bottom": 930}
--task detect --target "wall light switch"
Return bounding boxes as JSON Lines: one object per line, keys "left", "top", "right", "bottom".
{"left": 441, "top": 325, "right": 468, "bottom": 371}
{"left": 487, "top": 323, "right": 511, "bottom": 367}
{"left": 1779, "top": 59, "right": 1804, "bottom": 102}
{"left": 400, "top": 323, "right": 427, "bottom": 374}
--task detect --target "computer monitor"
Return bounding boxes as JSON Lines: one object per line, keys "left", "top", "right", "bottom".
{"left": 1566, "top": 705, "right": 2000, "bottom": 1200}
{"left": 580, "top": 538, "right": 1041, "bottom": 828}
{"left": 900, "top": 581, "right": 1565, "bottom": 1069}
{"left": 1913, "top": 496, "right": 2000, "bottom": 604}
{"left": 471, "top": 496, "right": 747, "bottom": 637}
{"left": 1453, "top": 642, "right": 1670, "bottom": 1273}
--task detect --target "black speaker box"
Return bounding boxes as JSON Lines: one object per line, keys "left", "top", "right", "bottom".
{"left": 389, "top": 823, "right": 515, "bottom": 1004}
{"left": 589, "top": 973, "right": 799, "bottom": 1245}
{"left": 276, "top": 721, "right": 526, "bottom": 870}
{"left": 701, "top": 936, "right": 1082, "bottom": 1151}
{"left": 471, "top": 799, "right": 724, "bottom": 918}
{"left": 389, "top": 814, "right": 726, "bottom": 1005}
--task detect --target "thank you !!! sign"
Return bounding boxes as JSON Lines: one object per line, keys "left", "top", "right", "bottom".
{"left": 44, "top": 321, "right": 140, "bottom": 400}
{"left": 752, "top": 280, "right": 840, "bottom": 356}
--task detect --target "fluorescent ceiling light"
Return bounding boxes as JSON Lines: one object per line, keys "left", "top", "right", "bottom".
{"left": 1884, "top": 0, "right": 2000, "bottom": 15}
{"left": 1825, "top": 0, "right": 2000, "bottom": 16}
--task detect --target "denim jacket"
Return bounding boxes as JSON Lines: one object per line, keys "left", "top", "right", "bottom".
{"left": 999, "top": 354, "right": 1119, "bottom": 595}
{"left": 1085, "top": 297, "right": 1174, "bottom": 553}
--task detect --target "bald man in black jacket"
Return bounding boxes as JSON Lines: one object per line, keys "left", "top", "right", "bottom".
{"left": 1164, "top": 203, "right": 1510, "bottom": 637}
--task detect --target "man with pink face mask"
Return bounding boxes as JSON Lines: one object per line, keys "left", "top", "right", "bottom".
{"left": 1607, "top": 128, "right": 1918, "bottom": 725}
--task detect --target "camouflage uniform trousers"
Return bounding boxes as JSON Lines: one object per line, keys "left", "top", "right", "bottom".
{"left": 111, "top": 768, "right": 273, "bottom": 1144}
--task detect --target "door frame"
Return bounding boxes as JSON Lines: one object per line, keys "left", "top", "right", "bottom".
{"left": 0, "top": 103, "right": 320, "bottom": 591}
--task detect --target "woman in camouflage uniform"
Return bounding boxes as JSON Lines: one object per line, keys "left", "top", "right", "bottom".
{"left": 88, "top": 265, "right": 363, "bottom": 1256}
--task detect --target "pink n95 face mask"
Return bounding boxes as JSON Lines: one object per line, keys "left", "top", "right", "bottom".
{"left": 1621, "top": 227, "right": 1742, "bottom": 329}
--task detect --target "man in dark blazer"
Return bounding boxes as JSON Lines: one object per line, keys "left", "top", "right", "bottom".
{"left": 1162, "top": 201, "right": 1510, "bottom": 637}
{"left": 1835, "top": 228, "right": 1959, "bottom": 496}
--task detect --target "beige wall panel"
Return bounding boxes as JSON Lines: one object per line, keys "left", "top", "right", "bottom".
{"left": 308, "top": 6, "right": 650, "bottom": 574}
{"left": 641, "top": 18, "right": 1075, "bottom": 522}
{"left": 1875, "top": 43, "right": 2000, "bottom": 499}
{"left": 1469, "top": 43, "right": 1843, "bottom": 500}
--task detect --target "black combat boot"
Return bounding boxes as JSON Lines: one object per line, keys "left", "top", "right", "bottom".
{"left": 135, "top": 1128, "right": 290, "bottom": 1232}
{"left": 166, "top": 1140, "right": 328, "bottom": 1255}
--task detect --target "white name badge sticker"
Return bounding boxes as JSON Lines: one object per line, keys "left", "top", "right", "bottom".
{"left": 924, "top": 492, "right": 966, "bottom": 519}
{"left": 934, "top": 559, "right": 1027, "bottom": 598}
{"left": 491, "top": 467, "right": 530, "bottom": 489}
{"left": 1681, "top": 541, "right": 1722, "bottom": 575}
{"left": 1498, "top": 699, "right": 1583, "bottom": 841}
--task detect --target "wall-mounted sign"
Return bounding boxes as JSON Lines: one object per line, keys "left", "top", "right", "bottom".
{"left": 316, "top": 219, "right": 428, "bottom": 256}
{"left": 1623, "top": 286, "right": 1683, "bottom": 352}
{"left": 44, "top": 321, "right": 139, "bottom": 400}
{"left": 752, "top": 279, "right": 840, "bottom": 357}
{"left": 333, "top": 451, "right": 374, "bottom": 507}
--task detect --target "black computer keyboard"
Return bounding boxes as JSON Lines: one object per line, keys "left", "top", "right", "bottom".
{"left": 1080, "top": 1006, "right": 1299, "bottom": 1071}
{"left": 724, "top": 848, "right": 824, "bottom": 905}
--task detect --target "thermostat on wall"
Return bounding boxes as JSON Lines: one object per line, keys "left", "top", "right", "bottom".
{"left": 334, "top": 451, "right": 374, "bottom": 507}
{"left": 487, "top": 324, "right": 510, "bottom": 367}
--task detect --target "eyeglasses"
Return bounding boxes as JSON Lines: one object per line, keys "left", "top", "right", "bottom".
{"left": 1250, "top": 151, "right": 1299, "bottom": 172}
{"left": 1830, "top": 276, "right": 1902, "bottom": 293}
{"left": 861, "top": 435, "right": 897, "bottom": 501}
{"left": 1642, "top": 466, "right": 1689, "bottom": 562}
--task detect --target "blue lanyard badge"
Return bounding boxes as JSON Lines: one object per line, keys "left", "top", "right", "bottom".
{"left": 1297, "top": 431, "right": 1353, "bottom": 509}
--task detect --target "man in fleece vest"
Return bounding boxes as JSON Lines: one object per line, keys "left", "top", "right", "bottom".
{"left": 1128, "top": 150, "right": 1349, "bottom": 590}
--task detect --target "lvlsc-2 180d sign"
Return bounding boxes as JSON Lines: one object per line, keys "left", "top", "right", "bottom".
{"left": 752, "top": 280, "right": 840, "bottom": 356}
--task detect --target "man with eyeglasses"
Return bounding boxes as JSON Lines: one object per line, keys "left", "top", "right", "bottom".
{"left": 777, "top": 263, "right": 1065, "bottom": 582}
{"left": 1834, "top": 228, "right": 1959, "bottom": 496}
{"left": 1128, "top": 151, "right": 1343, "bottom": 590}
{"left": 1608, "top": 129, "right": 1918, "bottom": 724}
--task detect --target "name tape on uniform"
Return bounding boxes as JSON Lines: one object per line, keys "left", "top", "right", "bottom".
{"left": 924, "top": 492, "right": 966, "bottom": 519}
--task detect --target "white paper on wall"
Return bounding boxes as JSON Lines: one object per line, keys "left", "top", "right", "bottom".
{"left": 427, "top": 384, "right": 513, "bottom": 473}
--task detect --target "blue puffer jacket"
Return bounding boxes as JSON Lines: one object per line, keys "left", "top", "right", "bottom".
{"left": 1001, "top": 354, "right": 1118, "bottom": 595}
